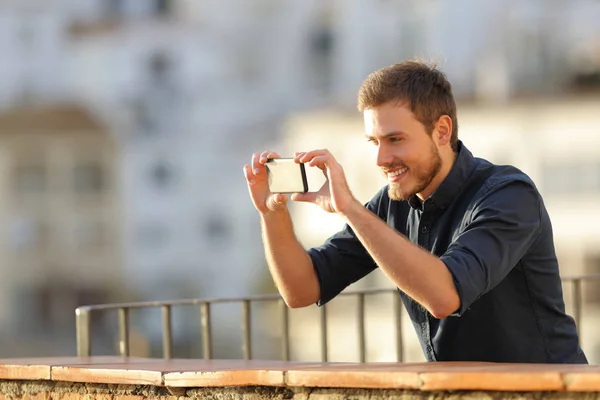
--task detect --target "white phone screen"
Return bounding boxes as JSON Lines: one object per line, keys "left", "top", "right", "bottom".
{"left": 266, "top": 158, "right": 308, "bottom": 193}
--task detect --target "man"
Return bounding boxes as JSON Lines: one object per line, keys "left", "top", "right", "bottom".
{"left": 243, "top": 60, "right": 587, "bottom": 363}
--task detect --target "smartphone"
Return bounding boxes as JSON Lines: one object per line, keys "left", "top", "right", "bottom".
{"left": 265, "top": 158, "right": 308, "bottom": 194}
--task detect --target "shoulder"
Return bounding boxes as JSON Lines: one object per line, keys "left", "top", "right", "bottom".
{"left": 473, "top": 158, "right": 538, "bottom": 198}
{"left": 470, "top": 159, "right": 542, "bottom": 214}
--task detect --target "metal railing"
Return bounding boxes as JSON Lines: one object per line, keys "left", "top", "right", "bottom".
{"left": 75, "top": 274, "right": 600, "bottom": 361}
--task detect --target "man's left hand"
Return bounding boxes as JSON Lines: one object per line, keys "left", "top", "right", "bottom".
{"left": 292, "top": 149, "right": 360, "bottom": 215}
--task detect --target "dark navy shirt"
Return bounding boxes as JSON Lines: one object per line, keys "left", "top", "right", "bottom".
{"left": 308, "top": 141, "right": 587, "bottom": 363}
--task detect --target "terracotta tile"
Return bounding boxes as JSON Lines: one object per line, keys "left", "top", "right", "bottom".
{"left": 0, "top": 357, "right": 150, "bottom": 367}
{"left": 162, "top": 359, "right": 321, "bottom": 387}
{"left": 48, "top": 358, "right": 195, "bottom": 385}
{"left": 0, "top": 364, "right": 50, "bottom": 380}
{"left": 563, "top": 365, "right": 600, "bottom": 392}
{"left": 420, "top": 364, "right": 565, "bottom": 391}
{"left": 49, "top": 359, "right": 311, "bottom": 387}
{"left": 51, "top": 366, "right": 163, "bottom": 386}
{"left": 284, "top": 361, "right": 491, "bottom": 389}
{"left": 0, "top": 356, "right": 156, "bottom": 381}
{"left": 164, "top": 370, "right": 284, "bottom": 387}
{"left": 286, "top": 369, "right": 420, "bottom": 389}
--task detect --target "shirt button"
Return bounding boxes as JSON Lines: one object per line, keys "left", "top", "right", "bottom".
{"left": 421, "top": 226, "right": 429, "bottom": 233}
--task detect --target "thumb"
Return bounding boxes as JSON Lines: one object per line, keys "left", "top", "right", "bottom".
{"left": 267, "top": 193, "right": 289, "bottom": 210}
{"left": 291, "top": 192, "right": 317, "bottom": 203}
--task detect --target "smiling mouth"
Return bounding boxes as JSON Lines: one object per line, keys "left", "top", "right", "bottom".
{"left": 386, "top": 167, "right": 408, "bottom": 181}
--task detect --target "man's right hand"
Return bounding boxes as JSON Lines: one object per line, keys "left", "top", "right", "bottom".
{"left": 243, "top": 151, "right": 289, "bottom": 215}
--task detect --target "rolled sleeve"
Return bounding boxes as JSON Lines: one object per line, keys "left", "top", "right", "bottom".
{"left": 309, "top": 188, "right": 387, "bottom": 306}
{"left": 309, "top": 226, "right": 377, "bottom": 305}
{"left": 440, "top": 179, "right": 541, "bottom": 316}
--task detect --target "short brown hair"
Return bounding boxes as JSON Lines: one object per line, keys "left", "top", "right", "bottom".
{"left": 357, "top": 60, "right": 458, "bottom": 151}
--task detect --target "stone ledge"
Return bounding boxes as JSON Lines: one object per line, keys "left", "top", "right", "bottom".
{"left": 0, "top": 357, "right": 599, "bottom": 392}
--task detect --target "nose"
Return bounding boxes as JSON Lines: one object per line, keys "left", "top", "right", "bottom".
{"left": 375, "top": 143, "right": 393, "bottom": 167}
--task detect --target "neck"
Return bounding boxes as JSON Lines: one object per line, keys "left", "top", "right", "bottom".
{"left": 416, "top": 150, "right": 457, "bottom": 201}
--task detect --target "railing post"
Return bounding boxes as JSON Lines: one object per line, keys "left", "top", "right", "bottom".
{"left": 320, "top": 305, "right": 328, "bottom": 362}
{"left": 280, "top": 299, "right": 290, "bottom": 361}
{"left": 242, "top": 300, "right": 252, "bottom": 360}
{"left": 357, "top": 293, "right": 366, "bottom": 363}
{"left": 573, "top": 278, "right": 583, "bottom": 343}
{"left": 118, "top": 308, "right": 130, "bottom": 357}
{"left": 201, "top": 302, "right": 212, "bottom": 359}
{"left": 394, "top": 293, "right": 403, "bottom": 362}
{"left": 76, "top": 307, "right": 91, "bottom": 357}
{"left": 162, "top": 305, "right": 173, "bottom": 359}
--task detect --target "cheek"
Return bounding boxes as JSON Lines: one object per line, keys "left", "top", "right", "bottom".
{"left": 405, "top": 140, "right": 434, "bottom": 166}
{"left": 395, "top": 144, "right": 419, "bottom": 165}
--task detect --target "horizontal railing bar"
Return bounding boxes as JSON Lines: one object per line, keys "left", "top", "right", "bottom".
{"left": 75, "top": 288, "right": 402, "bottom": 312}
{"left": 76, "top": 295, "right": 283, "bottom": 312}
{"left": 75, "top": 274, "right": 600, "bottom": 313}
{"left": 562, "top": 274, "right": 600, "bottom": 281}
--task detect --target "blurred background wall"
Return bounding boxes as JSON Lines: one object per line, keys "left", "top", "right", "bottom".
{"left": 0, "top": 0, "right": 599, "bottom": 362}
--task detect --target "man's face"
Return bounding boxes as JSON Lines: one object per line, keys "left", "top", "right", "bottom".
{"left": 363, "top": 101, "right": 442, "bottom": 201}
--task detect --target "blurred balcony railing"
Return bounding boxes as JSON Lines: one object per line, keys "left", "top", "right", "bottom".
{"left": 75, "top": 274, "right": 600, "bottom": 361}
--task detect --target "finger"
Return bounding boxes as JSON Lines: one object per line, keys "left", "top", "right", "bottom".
{"left": 273, "top": 193, "right": 288, "bottom": 204}
{"left": 299, "top": 149, "right": 330, "bottom": 163}
{"left": 243, "top": 164, "right": 255, "bottom": 184}
{"left": 260, "top": 151, "right": 281, "bottom": 164}
{"left": 268, "top": 193, "right": 289, "bottom": 209}
{"left": 307, "top": 155, "right": 330, "bottom": 169}
{"left": 251, "top": 152, "right": 261, "bottom": 174}
{"left": 294, "top": 152, "right": 306, "bottom": 163}
{"left": 259, "top": 151, "right": 271, "bottom": 164}
{"left": 291, "top": 192, "right": 317, "bottom": 203}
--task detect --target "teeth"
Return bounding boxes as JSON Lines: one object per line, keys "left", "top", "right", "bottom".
{"left": 388, "top": 167, "right": 407, "bottom": 177}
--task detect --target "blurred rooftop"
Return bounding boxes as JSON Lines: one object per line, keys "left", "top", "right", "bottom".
{"left": 0, "top": 105, "right": 105, "bottom": 134}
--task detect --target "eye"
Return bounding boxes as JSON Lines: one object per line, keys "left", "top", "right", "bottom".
{"left": 366, "top": 137, "right": 378, "bottom": 145}
{"left": 389, "top": 137, "right": 402, "bottom": 143}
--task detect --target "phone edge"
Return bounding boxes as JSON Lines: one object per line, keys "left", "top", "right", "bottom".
{"left": 299, "top": 163, "right": 309, "bottom": 193}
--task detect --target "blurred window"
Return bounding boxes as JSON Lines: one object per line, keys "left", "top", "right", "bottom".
{"left": 201, "top": 212, "right": 231, "bottom": 246}
{"left": 149, "top": 161, "right": 175, "bottom": 190}
{"left": 155, "top": 0, "right": 172, "bottom": 16}
{"left": 104, "top": 0, "right": 124, "bottom": 19}
{"left": 135, "top": 52, "right": 178, "bottom": 136}
{"left": 14, "top": 165, "right": 46, "bottom": 195}
{"left": 309, "top": 27, "right": 334, "bottom": 93}
{"left": 74, "top": 163, "right": 105, "bottom": 193}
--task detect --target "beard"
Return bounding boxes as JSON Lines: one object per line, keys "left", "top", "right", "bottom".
{"left": 387, "top": 141, "right": 443, "bottom": 201}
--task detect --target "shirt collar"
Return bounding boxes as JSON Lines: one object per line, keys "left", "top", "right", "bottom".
{"left": 407, "top": 140, "right": 476, "bottom": 211}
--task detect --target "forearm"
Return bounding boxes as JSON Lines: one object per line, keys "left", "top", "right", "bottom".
{"left": 341, "top": 202, "right": 460, "bottom": 318}
{"left": 260, "top": 209, "right": 320, "bottom": 308}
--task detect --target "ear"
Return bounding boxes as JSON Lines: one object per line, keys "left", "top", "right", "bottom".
{"left": 434, "top": 115, "right": 452, "bottom": 146}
